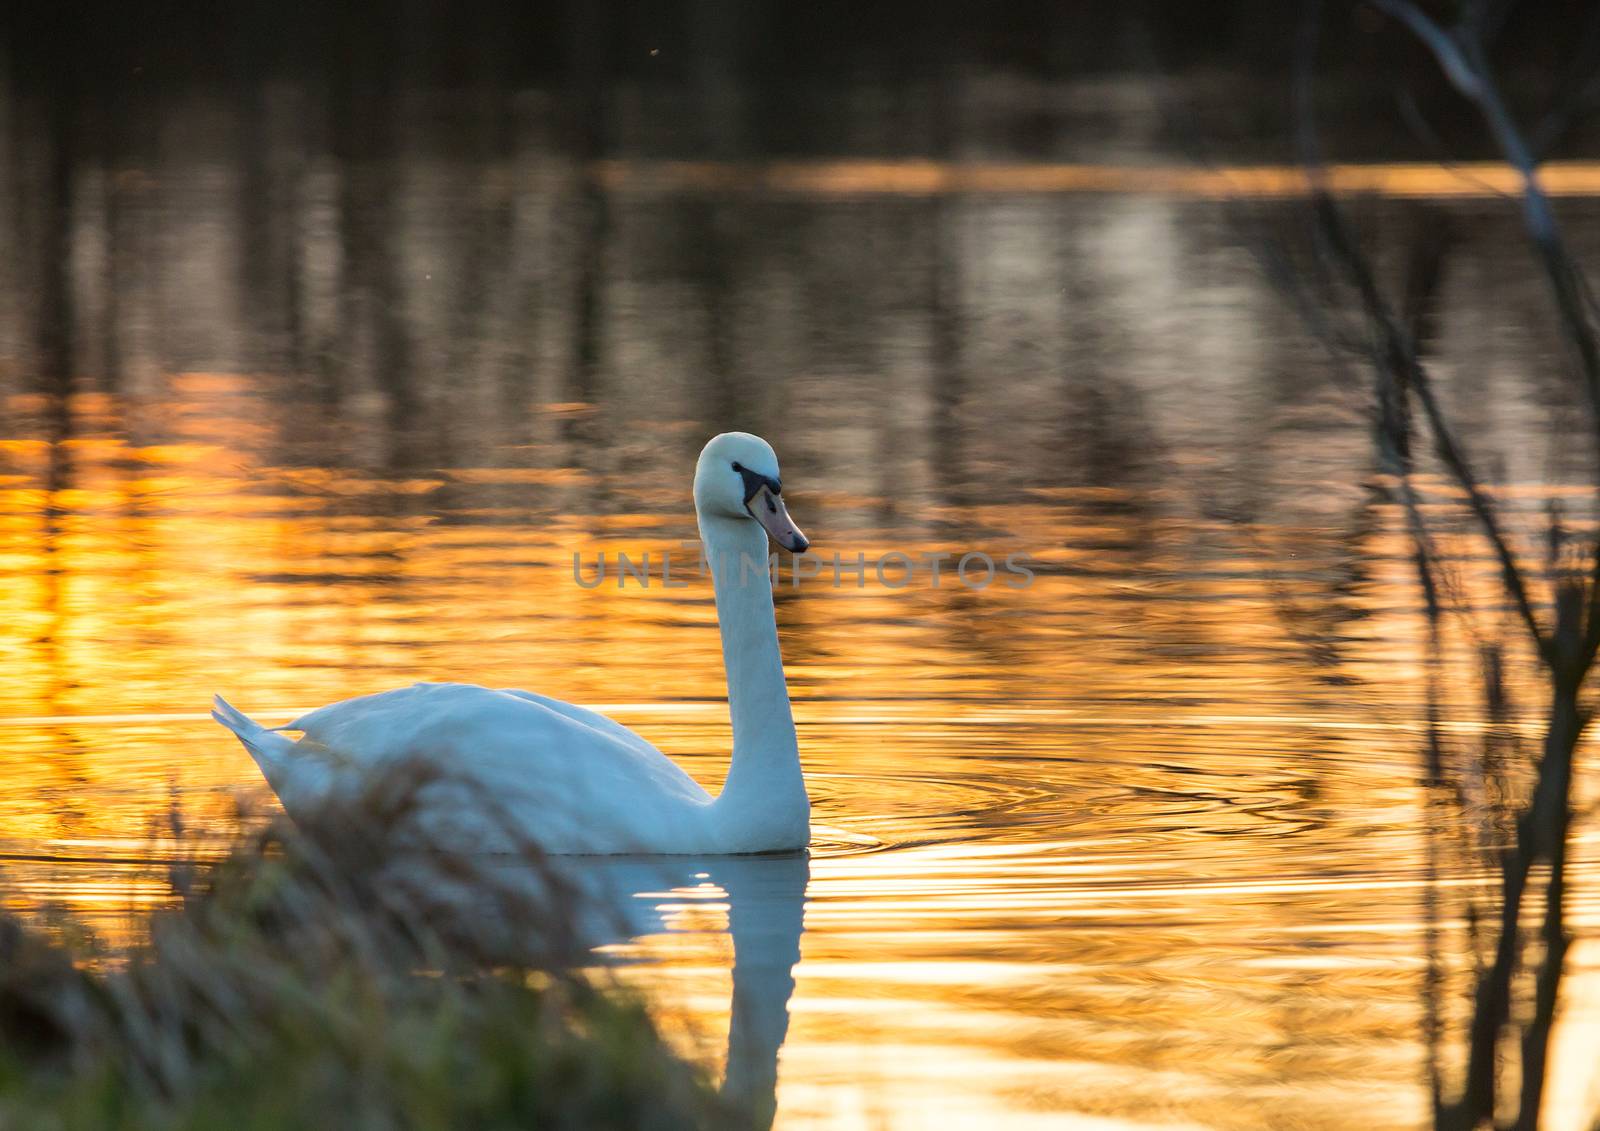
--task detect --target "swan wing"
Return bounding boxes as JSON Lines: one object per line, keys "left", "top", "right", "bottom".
{"left": 282, "top": 683, "right": 715, "bottom": 850}
{"left": 493, "top": 688, "right": 663, "bottom": 761}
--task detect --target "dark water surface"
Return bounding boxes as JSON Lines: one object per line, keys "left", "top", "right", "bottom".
{"left": 2, "top": 16, "right": 1599, "bottom": 1128}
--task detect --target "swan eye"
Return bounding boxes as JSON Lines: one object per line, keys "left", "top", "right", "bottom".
{"left": 732, "top": 461, "right": 781, "bottom": 508}
{"left": 766, "top": 495, "right": 777, "bottom": 513}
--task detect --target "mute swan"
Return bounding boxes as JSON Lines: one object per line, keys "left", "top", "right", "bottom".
{"left": 212, "top": 432, "right": 812, "bottom": 854}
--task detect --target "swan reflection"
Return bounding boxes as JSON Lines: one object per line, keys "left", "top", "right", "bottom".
{"left": 276, "top": 763, "right": 808, "bottom": 1126}
{"left": 560, "top": 853, "right": 808, "bottom": 1130}
{"left": 425, "top": 849, "right": 807, "bottom": 1129}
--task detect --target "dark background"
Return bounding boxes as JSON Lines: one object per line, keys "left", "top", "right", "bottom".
{"left": 7, "top": 1, "right": 1600, "bottom": 163}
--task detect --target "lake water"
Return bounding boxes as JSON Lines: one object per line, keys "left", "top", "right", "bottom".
{"left": 2, "top": 40, "right": 1599, "bottom": 1131}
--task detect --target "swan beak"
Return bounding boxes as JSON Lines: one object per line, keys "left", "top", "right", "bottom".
{"left": 751, "top": 485, "right": 809, "bottom": 553}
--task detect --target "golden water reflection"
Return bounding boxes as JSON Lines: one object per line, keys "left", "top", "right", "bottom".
{"left": 0, "top": 383, "right": 1595, "bottom": 1130}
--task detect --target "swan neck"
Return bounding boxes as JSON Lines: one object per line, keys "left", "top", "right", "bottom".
{"left": 699, "top": 513, "right": 804, "bottom": 816}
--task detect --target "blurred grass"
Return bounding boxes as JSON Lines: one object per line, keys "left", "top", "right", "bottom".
{"left": 0, "top": 768, "right": 740, "bottom": 1131}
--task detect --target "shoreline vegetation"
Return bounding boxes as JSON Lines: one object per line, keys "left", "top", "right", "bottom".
{"left": 0, "top": 769, "right": 742, "bottom": 1131}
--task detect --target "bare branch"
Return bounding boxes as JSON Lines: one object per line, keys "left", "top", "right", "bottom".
{"left": 1297, "top": 2, "right": 1549, "bottom": 654}
{"left": 1293, "top": 9, "right": 1594, "bottom": 1129}
{"left": 1373, "top": 0, "right": 1600, "bottom": 583}
{"left": 1369, "top": 0, "right": 1482, "bottom": 96}
{"left": 1310, "top": 189, "right": 1550, "bottom": 653}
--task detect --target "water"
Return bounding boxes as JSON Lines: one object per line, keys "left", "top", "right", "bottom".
{"left": 3, "top": 19, "right": 1600, "bottom": 1128}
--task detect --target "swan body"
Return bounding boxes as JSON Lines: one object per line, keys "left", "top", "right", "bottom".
{"left": 214, "top": 433, "right": 812, "bottom": 855}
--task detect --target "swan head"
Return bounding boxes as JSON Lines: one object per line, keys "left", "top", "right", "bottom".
{"left": 694, "top": 432, "right": 809, "bottom": 553}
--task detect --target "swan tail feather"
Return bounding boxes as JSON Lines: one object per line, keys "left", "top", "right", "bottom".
{"left": 212, "top": 694, "right": 297, "bottom": 780}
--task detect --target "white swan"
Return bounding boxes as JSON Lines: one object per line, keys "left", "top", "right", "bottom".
{"left": 212, "top": 432, "right": 812, "bottom": 855}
